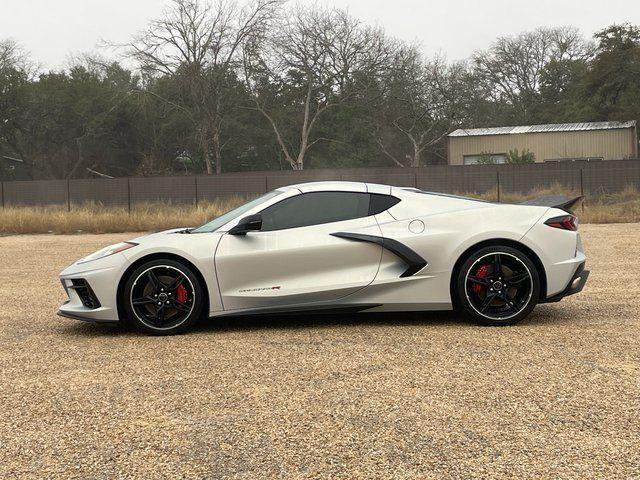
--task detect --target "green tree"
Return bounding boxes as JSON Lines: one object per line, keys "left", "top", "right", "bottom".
{"left": 584, "top": 24, "right": 640, "bottom": 122}
{"left": 506, "top": 149, "right": 535, "bottom": 164}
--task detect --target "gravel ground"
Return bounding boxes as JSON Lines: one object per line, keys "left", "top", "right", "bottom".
{"left": 0, "top": 224, "right": 639, "bottom": 479}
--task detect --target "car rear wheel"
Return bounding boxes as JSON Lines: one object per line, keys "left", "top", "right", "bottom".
{"left": 123, "top": 259, "right": 204, "bottom": 335}
{"left": 455, "top": 246, "right": 540, "bottom": 326}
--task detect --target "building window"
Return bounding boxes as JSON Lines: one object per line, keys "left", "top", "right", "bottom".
{"left": 463, "top": 154, "right": 508, "bottom": 165}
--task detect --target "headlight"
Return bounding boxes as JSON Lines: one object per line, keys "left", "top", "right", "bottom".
{"left": 78, "top": 242, "right": 138, "bottom": 264}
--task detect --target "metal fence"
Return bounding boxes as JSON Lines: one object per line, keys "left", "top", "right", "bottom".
{"left": 1, "top": 159, "right": 638, "bottom": 210}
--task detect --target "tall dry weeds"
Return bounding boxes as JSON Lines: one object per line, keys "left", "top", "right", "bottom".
{"left": 1, "top": 187, "right": 638, "bottom": 235}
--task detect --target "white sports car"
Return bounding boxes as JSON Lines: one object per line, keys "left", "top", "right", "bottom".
{"left": 59, "top": 181, "right": 588, "bottom": 335}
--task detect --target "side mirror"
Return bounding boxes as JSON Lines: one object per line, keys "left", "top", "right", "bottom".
{"left": 228, "top": 214, "right": 262, "bottom": 235}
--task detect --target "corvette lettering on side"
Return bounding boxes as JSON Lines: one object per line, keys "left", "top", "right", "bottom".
{"left": 238, "top": 286, "right": 282, "bottom": 293}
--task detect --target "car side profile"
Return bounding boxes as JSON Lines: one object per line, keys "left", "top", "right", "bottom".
{"left": 58, "top": 181, "right": 588, "bottom": 335}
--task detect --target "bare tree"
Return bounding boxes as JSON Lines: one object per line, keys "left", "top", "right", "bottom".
{"left": 0, "top": 38, "right": 38, "bottom": 77}
{"left": 374, "top": 47, "right": 469, "bottom": 167}
{"left": 126, "top": 0, "right": 282, "bottom": 174}
{"left": 473, "top": 27, "right": 593, "bottom": 120}
{"left": 243, "top": 6, "right": 391, "bottom": 170}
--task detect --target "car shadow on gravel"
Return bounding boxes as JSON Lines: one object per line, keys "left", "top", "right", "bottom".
{"left": 56, "top": 304, "right": 576, "bottom": 337}
{"left": 56, "top": 311, "right": 465, "bottom": 337}
{"left": 195, "top": 310, "right": 465, "bottom": 333}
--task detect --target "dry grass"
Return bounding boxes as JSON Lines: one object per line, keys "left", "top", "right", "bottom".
{"left": 463, "top": 184, "right": 640, "bottom": 224}
{"left": 0, "top": 225, "right": 638, "bottom": 478}
{"left": 1, "top": 186, "right": 639, "bottom": 235}
{"left": 0, "top": 196, "right": 249, "bottom": 235}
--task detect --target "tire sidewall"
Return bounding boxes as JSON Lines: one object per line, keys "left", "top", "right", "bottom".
{"left": 123, "top": 259, "right": 204, "bottom": 335}
{"left": 456, "top": 245, "right": 540, "bottom": 326}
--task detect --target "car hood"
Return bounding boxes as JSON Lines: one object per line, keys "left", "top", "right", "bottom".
{"left": 130, "top": 227, "right": 195, "bottom": 243}
{"left": 126, "top": 227, "right": 225, "bottom": 252}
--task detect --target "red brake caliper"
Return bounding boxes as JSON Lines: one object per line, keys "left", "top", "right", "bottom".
{"left": 472, "top": 265, "right": 488, "bottom": 294}
{"left": 176, "top": 284, "right": 188, "bottom": 303}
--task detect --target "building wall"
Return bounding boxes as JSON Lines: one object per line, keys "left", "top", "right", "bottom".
{"left": 447, "top": 127, "right": 638, "bottom": 165}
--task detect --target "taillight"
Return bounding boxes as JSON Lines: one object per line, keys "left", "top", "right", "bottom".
{"left": 545, "top": 215, "right": 578, "bottom": 231}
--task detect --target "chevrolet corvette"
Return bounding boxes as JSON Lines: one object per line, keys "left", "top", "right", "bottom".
{"left": 58, "top": 181, "right": 588, "bottom": 335}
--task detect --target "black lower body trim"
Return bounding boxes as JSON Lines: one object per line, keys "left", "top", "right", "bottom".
{"left": 331, "top": 232, "right": 427, "bottom": 277}
{"left": 67, "top": 279, "right": 101, "bottom": 309}
{"left": 57, "top": 309, "right": 120, "bottom": 324}
{"left": 215, "top": 303, "right": 383, "bottom": 318}
{"left": 542, "top": 262, "right": 589, "bottom": 303}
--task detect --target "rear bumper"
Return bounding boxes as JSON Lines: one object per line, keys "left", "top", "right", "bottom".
{"left": 542, "top": 262, "right": 589, "bottom": 303}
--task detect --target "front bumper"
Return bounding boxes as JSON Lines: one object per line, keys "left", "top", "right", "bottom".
{"left": 58, "top": 253, "right": 129, "bottom": 323}
{"left": 542, "top": 262, "right": 589, "bottom": 303}
{"left": 57, "top": 302, "right": 120, "bottom": 324}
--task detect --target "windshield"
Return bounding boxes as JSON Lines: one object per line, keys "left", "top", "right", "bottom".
{"left": 191, "top": 191, "right": 283, "bottom": 233}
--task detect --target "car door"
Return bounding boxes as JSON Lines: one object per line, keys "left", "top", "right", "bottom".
{"left": 214, "top": 191, "right": 384, "bottom": 311}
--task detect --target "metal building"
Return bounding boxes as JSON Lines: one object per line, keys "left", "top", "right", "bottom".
{"left": 447, "top": 121, "right": 638, "bottom": 165}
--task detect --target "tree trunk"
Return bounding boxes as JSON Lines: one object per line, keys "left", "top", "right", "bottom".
{"left": 411, "top": 139, "right": 421, "bottom": 168}
{"left": 202, "top": 134, "right": 213, "bottom": 175}
{"left": 67, "top": 137, "right": 85, "bottom": 179}
{"left": 212, "top": 129, "right": 222, "bottom": 175}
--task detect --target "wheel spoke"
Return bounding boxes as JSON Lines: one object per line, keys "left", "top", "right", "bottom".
{"left": 511, "top": 295, "right": 525, "bottom": 310}
{"left": 156, "top": 304, "right": 166, "bottom": 325}
{"left": 468, "top": 275, "right": 490, "bottom": 286}
{"left": 507, "top": 272, "right": 529, "bottom": 285}
{"left": 148, "top": 270, "right": 162, "bottom": 290}
{"left": 167, "top": 274, "right": 185, "bottom": 291}
{"left": 499, "top": 292, "right": 514, "bottom": 310}
{"left": 480, "top": 292, "right": 499, "bottom": 313}
{"left": 171, "top": 299, "right": 191, "bottom": 312}
{"left": 493, "top": 254, "right": 502, "bottom": 276}
{"left": 132, "top": 296, "right": 155, "bottom": 306}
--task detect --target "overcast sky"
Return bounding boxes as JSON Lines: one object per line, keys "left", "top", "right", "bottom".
{"left": 3, "top": 0, "right": 639, "bottom": 69}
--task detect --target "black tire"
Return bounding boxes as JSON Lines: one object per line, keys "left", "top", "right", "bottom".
{"left": 122, "top": 259, "right": 204, "bottom": 335}
{"left": 455, "top": 245, "right": 540, "bottom": 326}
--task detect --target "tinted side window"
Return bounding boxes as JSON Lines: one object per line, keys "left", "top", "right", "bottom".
{"left": 260, "top": 192, "right": 370, "bottom": 231}
{"left": 369, "top": 194, "right": 400, "bottom": 215}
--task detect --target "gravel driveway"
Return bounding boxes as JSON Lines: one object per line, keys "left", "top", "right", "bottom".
{"left": 1, "top": 225, "right": 638, "bottom": 479}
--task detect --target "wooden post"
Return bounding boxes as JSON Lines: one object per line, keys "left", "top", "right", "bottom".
{"left": 67, "top": 179, "right": 71, "bottom": 212}
{"left": 127, "top": 177, "right": 131, "bottom": 215}
{"left": 194, "top": 176, "right": 199, "bottom": 208}
{"left": 496, "top": 170, "right": 501, "bottom": 202}
{"left": 580, "top": 168, "right": 585, "bottom": 214}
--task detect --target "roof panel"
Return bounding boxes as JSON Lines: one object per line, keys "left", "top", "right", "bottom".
{"left": 448, "top": 120, "right": 637, "bottom": 137}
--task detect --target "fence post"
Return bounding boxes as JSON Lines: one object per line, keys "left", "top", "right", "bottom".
{"left": 66, "top": 179, "right": 71, "bottom": 212}
{"left": 580, "top": 168, "right": 585, "bottom": 213}
{"left": 194, "top": 175, "right": 199, "bottom": 208}
{"left": 127, "top": 177, "right": 131, "bottom": 215}
{"left": 496, "top": 170, "right": 501, "bottom": 202}
{"left": 1, "top": 181, "right": 4, "bottom": 210}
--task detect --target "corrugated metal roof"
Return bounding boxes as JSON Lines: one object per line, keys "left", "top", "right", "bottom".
{"left": 448, "top": 121, "right": 637, "bottom": 138}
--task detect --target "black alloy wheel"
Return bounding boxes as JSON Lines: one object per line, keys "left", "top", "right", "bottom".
{"left": 123, "top": 259, "right": 203, "bottom": 335}
{"left": 456, "top": 246, "right": 540, "bottom": 326}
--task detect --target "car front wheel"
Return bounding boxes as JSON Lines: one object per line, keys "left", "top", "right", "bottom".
{"left": 123, "top": 259, "right": 204, "bottom": 335}
{"left": 455, "top": 246, "right": 540, "bottom": 326}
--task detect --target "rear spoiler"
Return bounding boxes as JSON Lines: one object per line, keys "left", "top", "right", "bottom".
{"left": 519, "top": 195, "right": 583, "bottom": 214}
